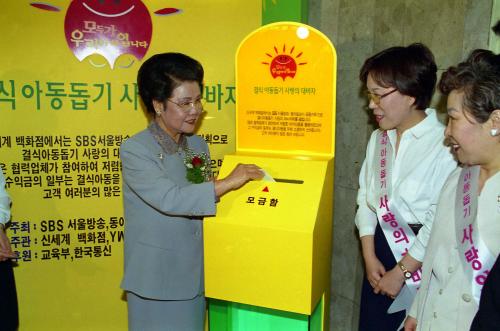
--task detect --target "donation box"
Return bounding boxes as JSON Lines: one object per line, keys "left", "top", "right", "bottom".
{"left": 204, "top": 22, "right": 336, "bottom": 331}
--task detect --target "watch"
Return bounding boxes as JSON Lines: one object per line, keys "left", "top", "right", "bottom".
{"left": 397, "top": 261, "right": 412, "bottom": 280}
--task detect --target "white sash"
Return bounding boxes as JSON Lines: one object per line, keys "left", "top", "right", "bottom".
{"left": 374, "top": 130, "right": 422, "bottom": 314}
{"left": 455, "top": 166, "right": 496, "bottom": 304}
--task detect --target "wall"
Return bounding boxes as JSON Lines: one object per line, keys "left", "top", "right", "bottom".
{"left": 308, "top": 1, "right": 494, "bottom": 330}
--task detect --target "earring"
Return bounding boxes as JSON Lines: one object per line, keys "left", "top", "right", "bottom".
{"left": 491, "top": 128, "right": 499, "bottom": 137}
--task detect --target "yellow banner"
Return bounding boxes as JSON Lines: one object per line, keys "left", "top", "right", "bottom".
{"left": 0, "top": 1, "right": 260, "bottom": 330}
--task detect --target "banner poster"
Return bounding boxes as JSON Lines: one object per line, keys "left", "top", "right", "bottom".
{"left": 0, "top": 1, "right": 261, "bottom": 330}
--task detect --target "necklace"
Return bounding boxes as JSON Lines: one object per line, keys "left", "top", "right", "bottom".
{"left": 148, "top": 121, "right": 187, "bottom": 155}
{"left": 148, "top": 121, "right": 212, "bottom": 183}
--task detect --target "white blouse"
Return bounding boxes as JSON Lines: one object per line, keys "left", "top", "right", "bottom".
{"left": 355, "top": 108, "right": 457, "bottom": 261}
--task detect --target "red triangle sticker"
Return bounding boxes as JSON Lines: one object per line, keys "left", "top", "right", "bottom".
{"left": 262, "top": 186, "right": 269, "bottom": 192}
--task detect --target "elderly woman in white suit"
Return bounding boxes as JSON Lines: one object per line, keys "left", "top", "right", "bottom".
{"left": 120, "top": 53, "right": 263, "bottom": 331}
{"left": 404, "top": 50, "right": 500, "bottom": 331}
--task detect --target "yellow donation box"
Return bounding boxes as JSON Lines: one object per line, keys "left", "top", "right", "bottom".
{"left": 204, "top": 22, "right": 336, "bottom": 331}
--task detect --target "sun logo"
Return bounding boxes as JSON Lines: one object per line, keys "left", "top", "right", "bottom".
{"left": 30, "top": 0, "right": 181, "bottom": 69}
{"left": 262, "top": 44, "right": 307, "bottom": 81}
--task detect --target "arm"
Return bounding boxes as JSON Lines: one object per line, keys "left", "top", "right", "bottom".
{"left": 404, "top": 275, "right": 424, "bottom": 330}
{"left": 355, "top": 132, "right": 379, "bottom": 237}
{"left": 407, "top": 150, "right": 456, "bottom": 262}
{"left": 195, "top": 137, "right": 263, "bottom": 198}
{"left": 121, "top": 139, "right": 263, "bottom": 215}
{"left": 214, "top": 164, "right": 264, "bottom": 198}
{"left": 376, "top": 203, "right": 435, "bottom": 296}
{"left": 121, "top": 139, "right": 217, "bottom": 216}
{"left": 361, "top": 235, "right": 386, "bottom": 288}
{"left": 376, "top": 147, "right": 456, "bottom": 297}
{"left": 356, "top": 132, "right": 385, "bottom": 287}
{"left": 374, "top": 253, "right": 421, "bottom": 297}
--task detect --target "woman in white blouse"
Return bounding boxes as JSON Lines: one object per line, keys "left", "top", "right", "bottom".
{"left": 356, "top": 43, "right": 457, "bottom": 330}
{"left": 404, "top": 50, "right": 500, "bottom": 331}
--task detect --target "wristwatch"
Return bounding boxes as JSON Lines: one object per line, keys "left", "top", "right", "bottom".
{"left": 397, "top": 261, "right": 412, "bottom": 280}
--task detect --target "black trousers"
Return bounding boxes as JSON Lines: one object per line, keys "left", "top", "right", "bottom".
{"left": 0, "top": 260, "right": 19, "bottom": 331}
{"left": 359, "top": 223, "right": 405, "bottom": 331}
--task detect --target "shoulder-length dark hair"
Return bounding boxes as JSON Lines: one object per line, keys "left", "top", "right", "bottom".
{"left": 359, "top": 43, "right": 437, "bottom": 110}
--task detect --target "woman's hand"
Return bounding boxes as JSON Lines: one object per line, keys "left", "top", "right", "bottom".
{"left": 360, "top": 236, "right": 385, "bottom": 288}
{"left": 364, "top": 254, "right": 386, "bottom": 288}
{"left": 404, "top": 316, "right": 417, "bottom": 331}
{"left": 0, "top": 227, "right": 16, "bottom": 261}
{"left": 374, "top": 265, "right": 405, "bottom": 297}
{"left": 214, "top": 164, "right": 264, "bottom": 197}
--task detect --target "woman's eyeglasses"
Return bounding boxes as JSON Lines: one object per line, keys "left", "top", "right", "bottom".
{"left": 167, "top": 98, "right": 205, "bottom": 113}
{"left": 367, "top": 89, "right": 397, "bottom": 105}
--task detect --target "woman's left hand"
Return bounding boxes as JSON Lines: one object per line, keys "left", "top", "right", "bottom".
{"left": 404, "top": 316, "right": 417, "bottom": 331}
{"left": 0, "top": 227, "right": 16, "bottom": 261}
{"left": 373, "top": 265, "right": 405, "bottom": 298}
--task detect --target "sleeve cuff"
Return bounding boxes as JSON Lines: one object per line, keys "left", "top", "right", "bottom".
{"left": 358, "top": 226, "right": 376, "bottom": 237}
{"left": 187, "top": 181, "right": 217, "bottom": 216}
{"left": 355, "top": 208, "right": 377, "bottom": 237}
{"left": 408, "top": 238, "right": 425, "bottom": 262}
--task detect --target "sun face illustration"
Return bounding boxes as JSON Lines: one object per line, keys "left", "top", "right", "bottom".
{"left": 30, "top": 0, "right": 181, "bottom": 69}
{"left": 262, "top": 44, "right": 307, "bottom": 81}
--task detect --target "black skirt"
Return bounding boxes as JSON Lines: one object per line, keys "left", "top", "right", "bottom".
{"left": 0, "top": 260, "right": 19, "bottom": 331}
{"left": 358, "top": 223, "right": 405, "bottom": 331}
{"left": 469, "top": 254, "right": 500, "bottom": 330}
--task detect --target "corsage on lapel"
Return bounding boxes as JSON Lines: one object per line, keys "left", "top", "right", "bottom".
{"left": 184, "top": 149, "right": 210, "bottom": 184}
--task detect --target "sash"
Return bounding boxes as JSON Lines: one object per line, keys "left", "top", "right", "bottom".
{"left": 455, "top": 166, "right": 495, "bottom": 304}
{"left": 374, "top": 130, "right": 422, "bottom": 314}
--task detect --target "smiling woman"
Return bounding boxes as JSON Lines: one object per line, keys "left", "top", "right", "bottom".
{"left": 405, "top": 49, "right": 500, "bottom": 331}
{"left": 119, "top": 52, "right": 263, "bottom": 331}
{"left": 355, "top": 43, "right": 457, "bottom": 331}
